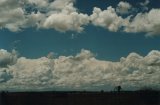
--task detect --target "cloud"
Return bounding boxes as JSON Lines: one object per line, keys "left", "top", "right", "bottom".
{"left": 26, "top": 0, "right": 49, "bottom": 8}
{"left": 0, "top": 0, "right": 46, "bottom": 31}
{"left": 0, "top": 0, "right": 160, "bottom": 36}
{"left": 42, "top": 3, "right": 89, "bottom": 32}
{"left": 0, "top": 68, "right": 13, "bottom": 83}
{"left": 0, "top": 49, "right": 17, "bottom": 83}
{"left": 124, "top": 8, "right": 160, "bottom": 36}
{"left": 0, "top": 0, "right": 25, "bottom": 32}
{"left": 43, "top": 13, "right": 89, "bottom": 32}
{"left": 49, "top": 0, "right": 75, "bottom": 10}
{"left": 0, "top": 49, "right": 17, "bottom": 67}
{"left": 90, "top": 6, "right": 128, "bottom": 32}
{"left": 116, "top": 1, "right": 132, "bottom": 14}
{"left": 0, "top": 0, "right": 89, "bottom": 32}
{"left": 0, "top": 49, "right": 160, "bottom": 91}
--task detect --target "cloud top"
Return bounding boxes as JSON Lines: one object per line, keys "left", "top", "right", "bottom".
{"left": 116, "top": 1, "right": 132, "bottom": 14}
{"left": 124, "top": 8, "right": 160, "bottom": 36}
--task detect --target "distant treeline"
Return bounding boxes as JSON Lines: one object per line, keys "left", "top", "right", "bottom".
{"left": 0, "top": 90, "right": 160, "bottom": 105}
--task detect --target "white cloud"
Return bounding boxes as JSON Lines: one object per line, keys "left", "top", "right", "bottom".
{"left": 0, "top": 0, "right": 25, "bottom": 31}
{"left": 25, "top": 12, "right": 46, "bottom": 28}
{"left": 0, "top": 0, "right": 160, "bottom": 36}
{"left": 90, "top": 6, "right": 128, "bottom": 32}
{"left": 0, "top": 49, "right": 160, "bottom": 91}
{"left": 49, "top": 0, "right": 75, "bottom": 10}
{"left": 116, "top": 1, "right": 132, "bottom": 14}
{"left": 0, "top": 49, "right": 17, "bottom": 67}
{"left": 0, "top": 49, "right": 17, "bottom": 83}
{"left": 89, "top": 1, "right": 160, "bottom": 36}
{"left": 0, "top": 0, "right": 89, "bottom": 32}
{"left": 43, "top": 13, "right": 89, "bottom": 32}
{"left": 42, "top": 3, "right": 89, "bottom": 32}
{"left": 124, "top": 9, "right": 160, "bottom": 36}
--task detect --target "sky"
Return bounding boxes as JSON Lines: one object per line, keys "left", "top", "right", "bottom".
{"left": 0, "top": 0, "right": 160, "bottom": 91}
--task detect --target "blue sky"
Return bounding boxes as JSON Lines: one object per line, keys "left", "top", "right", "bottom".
{"left": 0, "top": 0, "right": 160, "bottom": 91}
{"left": 1, "top": 25, "right": 160, "bottom": 61}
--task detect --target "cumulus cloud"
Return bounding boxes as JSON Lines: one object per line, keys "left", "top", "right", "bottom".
{"left": 0, "top": 0, "right": 160, "bottom": 36}
{"left": 90, "top": 0, "right": 160, "bottom": 36}
{"left": 124, "top": 8, "right": 160, "bottom": 36}
{"left": 0, "top": 49, "right": 17, "bottom": 67}
{"left": 90, "top": 6, "right": 128, "bottom": 32}
{"left": 43, "top": 13, "right": 89, "bottom": 32}
{"left": 42, "top": 3, "right": 89, "bottom": 32}
{"left": 116, "top": 1, "right": 132, "bottom": 14}
{"left": 0, "top": 0, "right": 47, "bottom": 31}
{"left": 0, "top": 49, "right": 159, "bottom": 91}
{"left": 0, "top": 68, "right": 13, "bottom": 83}
{"left": 49, "top": 0, "right": 75, "bottom": 10}
{"left": 0, "top": 0, "right": 25, "bottom": 31}
{"left": 0, "top": 0, "right": 89, "bottom": 32}
{"left": 0, "top": 49, "right": 17, "bottom": 83}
